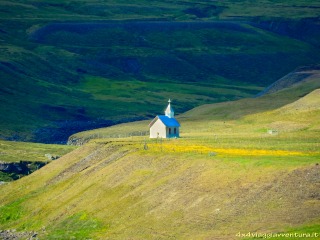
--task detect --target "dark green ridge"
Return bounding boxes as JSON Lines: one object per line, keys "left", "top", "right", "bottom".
{"left": 0, "top": 0, "right": 319, "bottom": 143}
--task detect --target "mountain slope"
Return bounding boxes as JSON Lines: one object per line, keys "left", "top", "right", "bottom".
{"left": 0, "top": 141, "right": 319, "bottom": 239}
{"left": 1, "top": 1, "right": 320, "bottom": 143}
{"left": 279, "top": 88, "right": 320, "bottom": 112}
{"left": 256, "top": 65, "right": 320, "bottom": 96}
{"left": 68, "top": 67, "right": 320, "bottom": 144}
{"left": 0, "top": 81, "right": 319, "bottom": 239}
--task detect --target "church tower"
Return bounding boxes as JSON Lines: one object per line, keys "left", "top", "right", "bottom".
{"left": 165, "top": 99, "right": 174, "bottom": 118}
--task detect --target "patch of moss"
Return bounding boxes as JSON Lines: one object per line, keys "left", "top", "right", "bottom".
{"left": 47, "top": 212, "right": 104, "bottom": 240}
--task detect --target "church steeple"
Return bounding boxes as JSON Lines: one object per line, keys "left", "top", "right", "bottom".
{"left": 165, "top": 99, "right": 174, "bottom": 118}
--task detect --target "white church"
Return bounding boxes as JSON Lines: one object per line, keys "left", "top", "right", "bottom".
{"left": 149, "top": 99, "right": 180, "bottom": 138}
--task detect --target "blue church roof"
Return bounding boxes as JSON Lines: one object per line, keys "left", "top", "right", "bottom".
{"left": 158, "top": 115, "right": 180, "bottom": 127}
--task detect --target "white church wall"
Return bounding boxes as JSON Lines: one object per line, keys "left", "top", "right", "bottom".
{"left": 150, "top": 119, "right": 167, "bottom": 138}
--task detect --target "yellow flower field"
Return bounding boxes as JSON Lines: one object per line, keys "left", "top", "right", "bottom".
{"left": 149, "top": 143, "right": 316, "bottom": 157}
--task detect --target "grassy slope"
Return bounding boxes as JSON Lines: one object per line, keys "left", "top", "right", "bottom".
{"left": 0, "top": 140, "right": 76, "bottom": 181}
{"left": 0, "top": 140, "right": 76, "bottom": 163}
{"left": 69, "top": 68, "right": 320, "bottom": 142}
{"left": 0, "top": 81, "right": 319, "bottom": 239}
{"left": 0, "top": 1, "right": 319, "bottom": 238}
{"left": 0, "top": 0, "right": 320, "bottom": 142}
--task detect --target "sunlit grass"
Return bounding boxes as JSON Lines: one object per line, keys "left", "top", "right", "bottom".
{"left": 0, "top": 140, "right": 76, "bottom": 163}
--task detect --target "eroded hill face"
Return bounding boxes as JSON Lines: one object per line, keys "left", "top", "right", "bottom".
{"left": 0, "top": 140, "right": 319, "bottom": 239}
{"left": 257, "top": 66, "right": 320, "bottom": 96}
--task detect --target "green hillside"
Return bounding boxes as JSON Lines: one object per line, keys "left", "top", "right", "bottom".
{"left": 0, "top": 140, "right": 75, "bottom": 164}
{"left": 68, "top": 67, "right": 320, "bottom": 144}
{"left": 1, "top": 1, "right": 319, "bottom": 238}
{"left": 0, "top": 140, "right": 76, "bottom": 182}
{"left": 1, "top": 0, "right": 320, "bottom": 142}
{"left": 0, "top": 80, "right": 319, "bottom": 239}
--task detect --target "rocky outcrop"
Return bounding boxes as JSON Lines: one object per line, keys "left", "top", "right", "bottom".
{"left": 0, "top": 161, "right": 47, "bottom": 181}
{"left": 0, "top": 229, "right": 38, "bottom": 240}
{"left": 256, "top": 65, "right": 320, "bottom": 97}
{"left": 251, "top": 17, "right": 320, "bottom": 47}
{"left": 0, "top": 161, "right": 28, "bottom": 174}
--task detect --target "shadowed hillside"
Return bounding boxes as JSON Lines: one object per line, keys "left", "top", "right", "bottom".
{"left": 68, "top": 66, "right": 320, "bottom": 145}
{"left": 0, "top": 0, "right": 320, "bottom": 143}
{"left": 257, "top": 65, "right": 320, "bottom": 96}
